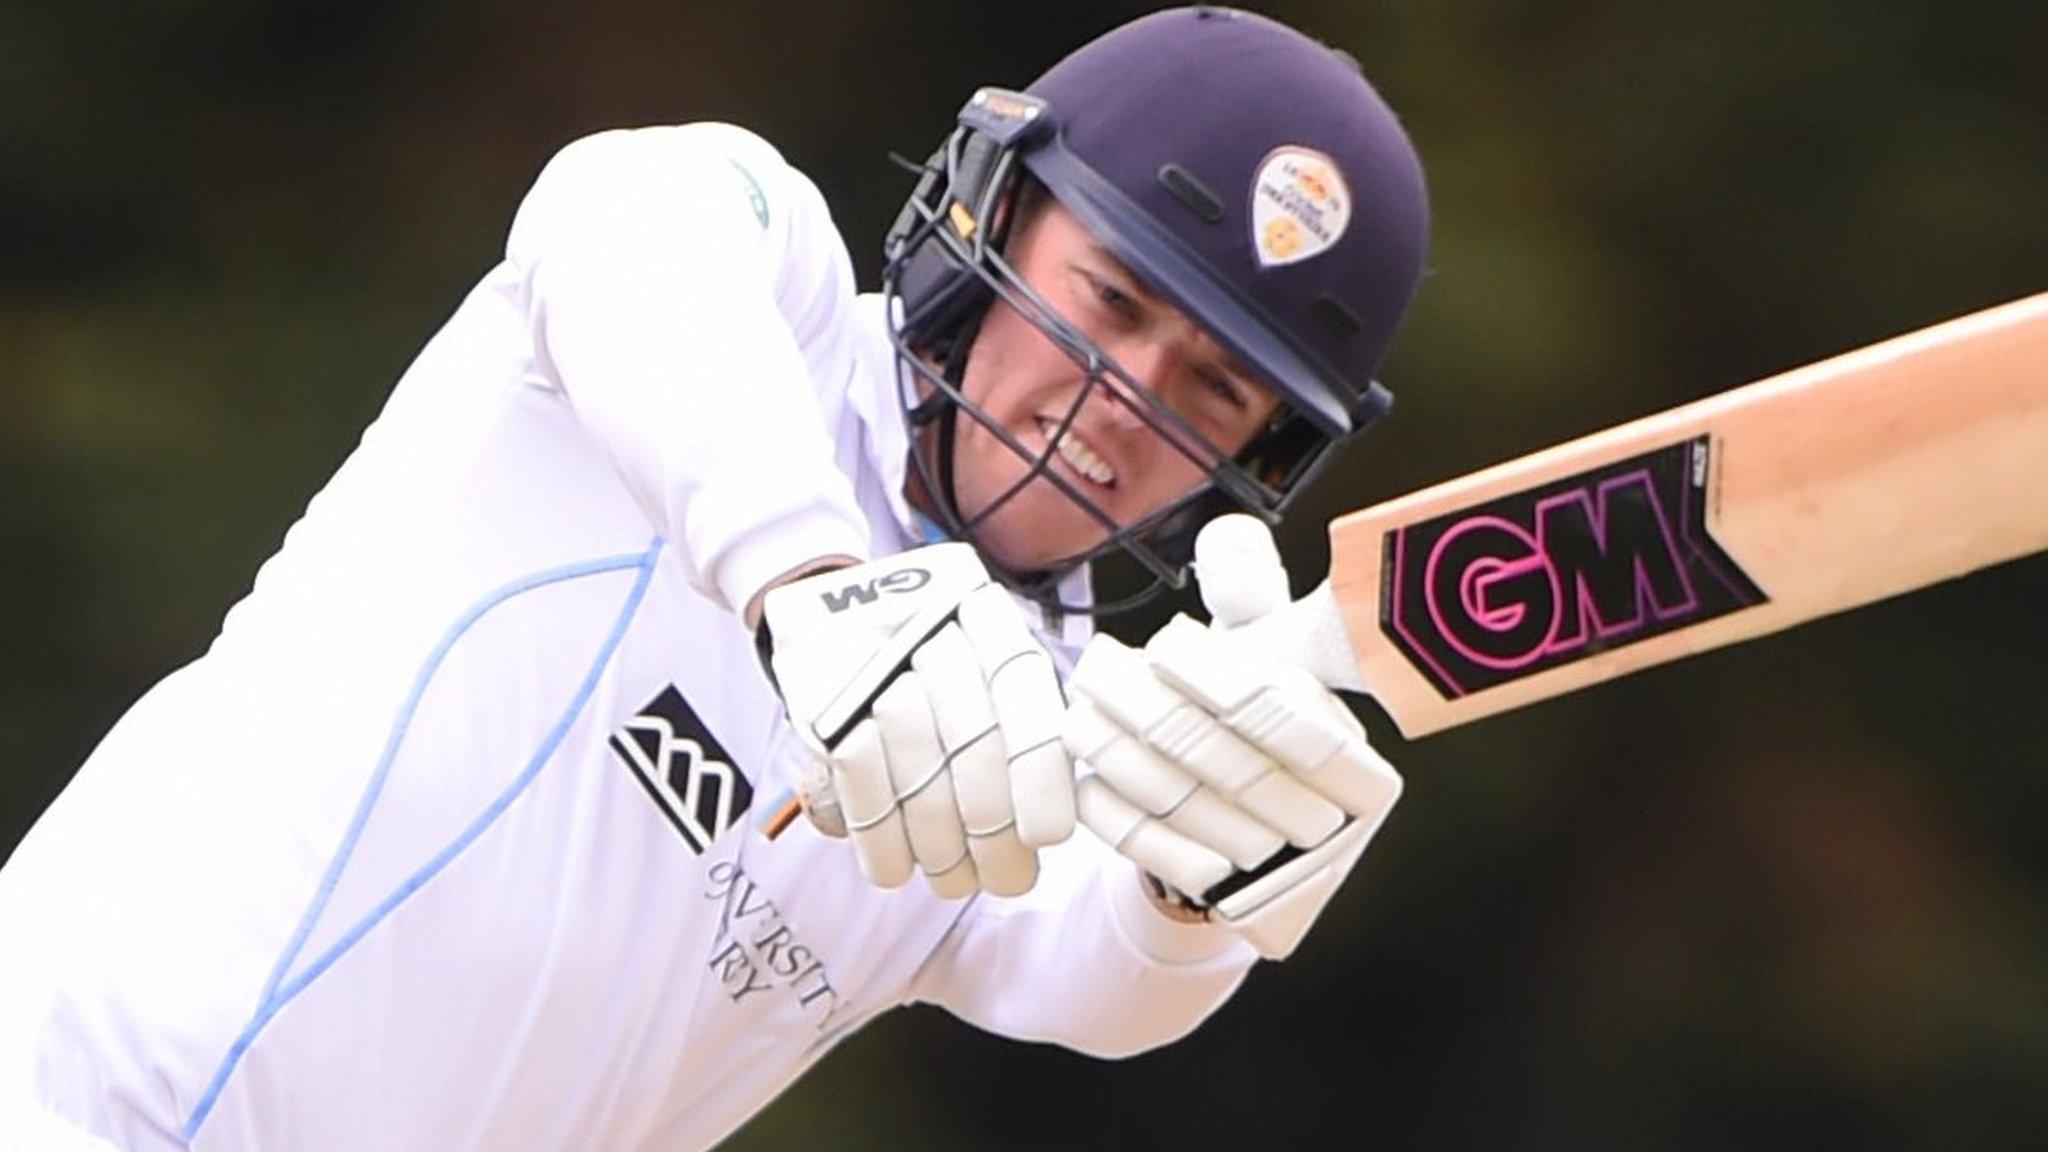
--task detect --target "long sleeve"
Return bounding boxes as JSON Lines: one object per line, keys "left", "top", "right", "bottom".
{"left": 907, "top": 827, "right": 1259, "bottom": 1059}
{"left": 506, "top": 123, "right": 873, "bottom": 614}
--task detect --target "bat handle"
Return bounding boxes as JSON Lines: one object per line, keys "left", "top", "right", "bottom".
{"left": 1228, "top": 580, "right": 1370, "bottom": 696}
{"left": 1191, "top": 516, "right": 1368, "bottom": 695}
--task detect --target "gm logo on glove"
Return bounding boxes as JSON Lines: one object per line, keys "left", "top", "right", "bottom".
{"left": 820, "top": 566, "right": 931, "bottom": 612}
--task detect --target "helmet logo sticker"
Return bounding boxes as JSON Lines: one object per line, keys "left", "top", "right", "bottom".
{"left": 1251, "top": 146, "right": 1351, "bottom": 268}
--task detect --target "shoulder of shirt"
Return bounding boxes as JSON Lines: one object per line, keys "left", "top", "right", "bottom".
{"left": 540, "top": 122, "right": 791, "bottom": 182}
{"left": 516, "top": 122, "right": 829, "bottom": 240}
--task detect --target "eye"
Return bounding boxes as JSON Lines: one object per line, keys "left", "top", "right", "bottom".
{"left": 1077, "top": 268, "right": 1139, "bottom": 319}
{"left": 1198, "top": 368, "right": 1249, "bottom": 412}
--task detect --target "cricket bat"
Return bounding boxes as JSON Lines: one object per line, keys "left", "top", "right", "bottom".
{"left": 1243, "top": 292, "right": 2048, "bottom": 738}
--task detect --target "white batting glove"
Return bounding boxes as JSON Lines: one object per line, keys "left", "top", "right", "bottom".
{"left": 1063, "top": 516, "right": 1402, "bottom": 960}
{"left": 762, "top": 543, "right": 1074, "bottom": 898}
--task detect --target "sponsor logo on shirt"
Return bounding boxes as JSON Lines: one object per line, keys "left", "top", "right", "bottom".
{"left": 610, "top": 685, "right": 753, "bottom": 854}
{"left": 705, "top": 860, "right": 849, "bottom": 1031}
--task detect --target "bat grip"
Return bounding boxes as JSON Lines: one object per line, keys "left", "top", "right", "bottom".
{"left": 1228, "top": 580, "right": 1370, "bottom": 695}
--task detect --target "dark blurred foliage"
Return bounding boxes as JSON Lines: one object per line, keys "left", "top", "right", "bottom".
{"left": 4, "top": 2, "right": 2045, "bottom": 1148}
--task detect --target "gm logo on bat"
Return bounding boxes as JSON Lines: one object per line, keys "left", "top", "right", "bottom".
{"left": 1382, "top": 437, "right": 1770, "bottom": 699}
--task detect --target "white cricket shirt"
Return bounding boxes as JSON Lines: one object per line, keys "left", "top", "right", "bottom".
{"left": 0, "top": 124, "right": 1256, "bottom": 1152}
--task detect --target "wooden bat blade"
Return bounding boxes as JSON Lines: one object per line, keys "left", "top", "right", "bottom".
{"left": 1323, "top": 293, "right": 2048, "bottom": 738}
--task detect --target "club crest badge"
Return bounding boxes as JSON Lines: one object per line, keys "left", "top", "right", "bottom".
{"left": 1251, "top": 146, "right": 1350, "bottom": 267}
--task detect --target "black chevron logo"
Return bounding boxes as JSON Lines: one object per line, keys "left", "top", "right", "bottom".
{"left": 609, "top": 686, "right": 753, "bottom": 854}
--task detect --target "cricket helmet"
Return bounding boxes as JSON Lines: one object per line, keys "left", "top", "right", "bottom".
{"left": 884, "top": 6, "right": 1429, "bottom": 607}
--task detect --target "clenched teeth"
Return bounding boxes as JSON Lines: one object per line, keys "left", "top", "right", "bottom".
{"left": 1040, "top": 419, "right": 1116, "bottom": 486}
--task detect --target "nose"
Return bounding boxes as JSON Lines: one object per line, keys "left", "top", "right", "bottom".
{"left": 1111, "top": 333, "right": 1184, "bottom": 396}
{"left": 1093, "top": 336, "right": 1185, "bottom": 432}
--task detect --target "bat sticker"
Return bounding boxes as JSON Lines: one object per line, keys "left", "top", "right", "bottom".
{"left": 1380, "top": 436, "right": 1768, "bottom": 698}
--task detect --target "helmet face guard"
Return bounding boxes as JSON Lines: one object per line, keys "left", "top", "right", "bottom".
{"left": 887, "top": 169, "right": 1278, "bottom": 594}
{"left": 881, "top": 8, "right": 1429, "bottom": 612}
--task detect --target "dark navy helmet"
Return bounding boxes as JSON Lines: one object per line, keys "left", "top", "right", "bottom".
{"left": 884, "top": 6, "right": 1429, "bottom": 609}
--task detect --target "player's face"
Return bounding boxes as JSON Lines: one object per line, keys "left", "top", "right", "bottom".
{"left": 946, "top": 200, "right": 1283, "bottom": 572}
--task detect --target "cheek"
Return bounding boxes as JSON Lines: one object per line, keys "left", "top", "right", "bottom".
{"left": 1123, "top": 455, "right": 1209, "bottom": 521}
{"left": 962, "top": 327, "right": 1025, "bottom": 420}
{"left": 963, "top": 296, "right": 1083, "bottom": 420}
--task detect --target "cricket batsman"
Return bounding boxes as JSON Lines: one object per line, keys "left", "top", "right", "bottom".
{"left": 0, "top": 8, "right": 1428, "bottom": 1150}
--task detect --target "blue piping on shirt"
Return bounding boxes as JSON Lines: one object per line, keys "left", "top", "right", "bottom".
{"left": 183, "top": 538, "right": 663, "bottom": 1140}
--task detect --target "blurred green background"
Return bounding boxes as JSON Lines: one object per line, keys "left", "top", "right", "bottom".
{"left": 4, "top": 1, "right": 2044, "bottom": 1148}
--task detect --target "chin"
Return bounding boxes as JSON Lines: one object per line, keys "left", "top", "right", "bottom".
{"left": 972, "top": 524, "right": 1089, "bottom": 576}
{"left": 959, "top": 494, "right": 1103, "bottom": 576}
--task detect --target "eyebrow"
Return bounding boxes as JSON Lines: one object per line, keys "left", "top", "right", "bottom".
{"left": 1082, "top": 243, "right": 1267, "bottom": 395}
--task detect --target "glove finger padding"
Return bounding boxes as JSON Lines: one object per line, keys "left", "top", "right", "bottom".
{"left": 1065, "top": 700, "right": 1283, "bottom": 870}
{"left": 1068, "top": 636, "right": 1343, "bottom": 848}
{"left": 1192, "top": 511, "right": 1292, "bottom": 627}
{"left": 1075, "top": 776, "right": 1236, "bottom": 897}
{"left": 1145, "top": 616, "right": 1401, "bottom": 820}
{"left": 763, "top": 543, "right": 1075, "bottom": 899}
{"left": 911, "top": 621, "right": 1037, "bottom": 897}
{"left": 831, "top": 719, "right": 915, "bottom": 888}
{"left": 872, "top": 673, "right": 978, "bottom": 898}
{"left": 958, "top": 585, "right": 1073, "bottom": 848}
